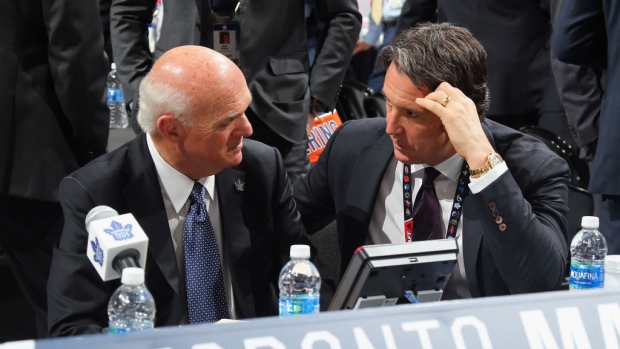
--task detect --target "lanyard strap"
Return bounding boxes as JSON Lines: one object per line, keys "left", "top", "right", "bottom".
{"left": 403, "top": 162, "right": 470, "bottom": 242}
{"left": 446, "top": 162, "right": 470, "bottom": 239}
{"left": 403, "top": 164, "right": 414, "bottom": 242}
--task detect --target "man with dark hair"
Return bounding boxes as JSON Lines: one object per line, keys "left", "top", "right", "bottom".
{"left": 294, "top": 23, "right": 570, "bottom": 299}
{"left": 396, "top": 0, "right": 564, "bottom": 133}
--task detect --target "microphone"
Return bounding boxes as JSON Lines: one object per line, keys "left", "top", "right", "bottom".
{"left": 85, "top": 205, "right": 149, "bottom": 281}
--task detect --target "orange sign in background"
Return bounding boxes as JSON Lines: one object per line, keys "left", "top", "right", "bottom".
{"left": 306, "top": 110, "right": 343, "bottom": 164}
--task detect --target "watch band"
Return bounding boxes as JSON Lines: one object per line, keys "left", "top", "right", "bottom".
{"left": 470, "top": 152, "right": 503, "bottom": 178}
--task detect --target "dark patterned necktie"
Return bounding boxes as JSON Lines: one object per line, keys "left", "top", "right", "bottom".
{"left": 184, "top": 182, "right": 228, "bottom": 323}
{"left": 412, "top": 167, "right": 443, "bottom": 241}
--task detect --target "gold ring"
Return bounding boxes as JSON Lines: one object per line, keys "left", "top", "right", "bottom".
{"left": 440, "top": 95, "right": 451, "bottom": 107}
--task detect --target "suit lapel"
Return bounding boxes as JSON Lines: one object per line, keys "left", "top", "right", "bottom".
{"left": 348, "top": 138, "right": 394, "bottom": 220}
{"left": 121, "top": 135, "right": 182, "bottom": 296}
{"left": 342, "top": 129, "right": 394, "bottom": 263}
{"left": 216, "top": 167, "right": 256, "bottom": 318}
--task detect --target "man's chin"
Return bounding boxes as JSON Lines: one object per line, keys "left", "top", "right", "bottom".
{"left": 229, "top": 153, "right": 243, "bottom": 167}
{"left": 393, "top": 150, "right": 414, "bottom": 165}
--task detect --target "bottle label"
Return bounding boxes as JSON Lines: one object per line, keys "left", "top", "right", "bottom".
{"left": 279, "top": 294, "right": 320, "bottom": 316}
{"left": 109, "top": 319, "right": 154, "bottom": 334}
{"left": 569, "top": 260, "right": 605, "bottom": 289}
{"left": 107, "top": 88, "right": 125, "bottom": 103}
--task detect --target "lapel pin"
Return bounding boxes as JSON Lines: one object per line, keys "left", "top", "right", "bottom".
{"left": 233, "top": 179, "right": 245, "bottom": 192}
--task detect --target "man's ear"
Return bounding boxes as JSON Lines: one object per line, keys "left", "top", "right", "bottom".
{"left": 156, "top": 114, "right": 184, "bottom": 144}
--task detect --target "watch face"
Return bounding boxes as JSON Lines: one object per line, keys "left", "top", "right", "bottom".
{"left": 490, "top": 154, "right": 502, "bottom": 166}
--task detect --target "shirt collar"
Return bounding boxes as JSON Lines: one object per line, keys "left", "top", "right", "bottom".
{"left": 408, "top": 152, "right": 464, "bottom": 182}
{"left": 146, "top": 133, "right": 216, "bottom": 213}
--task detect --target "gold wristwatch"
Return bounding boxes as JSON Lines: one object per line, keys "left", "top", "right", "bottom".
{"left": 470, "top": 152, "right": 504, "bottom": 178}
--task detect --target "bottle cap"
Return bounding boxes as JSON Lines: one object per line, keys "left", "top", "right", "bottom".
{"left": 121, "top": 267, "right": 145, "bottom": 286}
{"left": 290, "top": 245, "right": 310, "bottom": 259}
{"left": 581, "top": 216, "right": 599, "bottom": 229}
{"left": 111, "top": 62, "right": 117, "bottom": 71}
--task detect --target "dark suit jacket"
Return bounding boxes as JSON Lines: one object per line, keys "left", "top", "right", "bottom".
{"left": 294, "top": 118, "right": 570, "bottom": 297}
{"left": 549, "top": 0, "right": 604, "bottom": 160}
{"left": 552, "top": 0, "right": 619, "bottom": 195}
{"left": 110, "top": 0, "right": 361, "bottom": 143}
{"left": 0, "top": 0, "right": 109, "bottom": 201}
{"left": 397, "top": 0, "right": 554, "bottom": 117}
{"left": 48, "top": 135, "right": 329, "bottom": 336}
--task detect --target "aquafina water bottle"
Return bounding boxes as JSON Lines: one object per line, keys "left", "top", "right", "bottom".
{"left": 569, "top": 216, "right": 607, "bottom": 290}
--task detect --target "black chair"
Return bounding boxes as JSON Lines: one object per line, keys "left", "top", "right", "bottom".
{"left": 364, "top": 94, "right": 386, "bottom": 118}
{"left": 335, "top": 81, "right": 373, "bottom": 122}
{"left": 519, "top": 126, "right": 590, "bottom": 189}
{"left": 309, "top": 220, "right": 341, "bottom": 284}
{"left": 519, "top": 126, "right": 594, "bottom": 235}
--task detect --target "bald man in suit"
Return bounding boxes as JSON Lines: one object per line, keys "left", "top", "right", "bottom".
{"left": 48, "top": 46, "right": 333, "bottom": 336}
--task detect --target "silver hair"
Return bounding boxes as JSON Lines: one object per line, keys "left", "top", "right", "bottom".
{"left": 137, "top": 72, "right": 194, "bottom": 134}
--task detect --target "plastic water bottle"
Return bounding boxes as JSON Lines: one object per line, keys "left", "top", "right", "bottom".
{"left": 569, "top": 216, "right": 607, "bottom": 290}
{"left": 278, "top": 245, "right": 321, "bottom": 317}
{"left": 108, "top": 267, "right": 156, "bottom": 333}
{"left": 107, "top": 63, "right": 129, "bottom": 129}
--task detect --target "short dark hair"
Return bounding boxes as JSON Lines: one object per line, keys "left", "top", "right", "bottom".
{"left": 378, "top": 22, "right": 490, "bottom": 119}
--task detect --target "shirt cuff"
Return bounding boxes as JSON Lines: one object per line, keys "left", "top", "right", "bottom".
{"left": 468, "top": 161, "right": 508, "bottom": 194}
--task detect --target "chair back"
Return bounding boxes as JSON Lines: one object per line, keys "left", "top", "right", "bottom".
{"left": 520, "top": 125, "right": 590, "bottom": 189}
{"left": 335, "top": 81, "right": 372, "bottom": 122}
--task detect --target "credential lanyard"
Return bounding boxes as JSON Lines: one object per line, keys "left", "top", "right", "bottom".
{"left": 403, "top": 162, "right": 470, "bottom": 242}
{"left": 204, "top": 0, "right": 241, "bottom": 67}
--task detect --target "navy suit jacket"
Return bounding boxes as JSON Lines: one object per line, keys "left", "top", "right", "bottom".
{"left": 552, "top": 0, "right": 619, "bottom": 195}
{"left": 48, "top": 135, "right": 330, "bottom": 336}
{"left": 294, "top": 118, "right": 570, "bottom": 297}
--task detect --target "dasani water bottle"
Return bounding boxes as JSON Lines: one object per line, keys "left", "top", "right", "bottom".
{"left": 278, "top": 245, "right": 321, "bottom": 316}
{"left": 108, "top": 267, "right": 155, "bottom": 333}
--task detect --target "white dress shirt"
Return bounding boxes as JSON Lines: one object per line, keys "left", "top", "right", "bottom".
{"left": 146, "top": 134, "right": 238, "bottom": 321}
{"left": 368, "top": 152, "right": 507, "bottom": 299}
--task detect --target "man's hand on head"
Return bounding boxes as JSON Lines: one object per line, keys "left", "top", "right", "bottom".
{"left": 415, "top": 82, "right": 494, "bottom": 169}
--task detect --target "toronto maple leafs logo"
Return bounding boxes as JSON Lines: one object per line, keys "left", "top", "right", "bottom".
{"left": 104, "top": 220, "right": 134, "bottom": 241}
{"left": 91, "top": 238, "right": 104, "bottom": 267}
{"left": 233, "top": 179, "right": 245, "bottom": 192}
